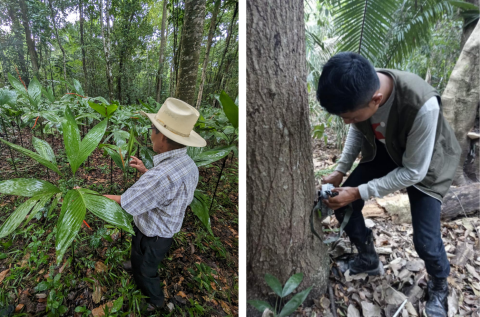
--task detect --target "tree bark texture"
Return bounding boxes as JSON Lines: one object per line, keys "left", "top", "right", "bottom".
{"left": 19, "top": 0, "right": 39, "bottom": 75}
{"left": 155, "top": 0, "right": 169, "bottom": 103}
{"left": 442, "top": 21, "right": 480, "bottom": 185}
{"left": 174, "top": 0, "right": 206, "bottom": 106}
{"left": 100, "top": 0, "right": 114, "bottom": 101}
{"left": 247, "top": 0, "right": 330, "bottom": 310}
{"left": 195, "top": 0, "right": 221, "bottom": 108}
{"left": 441, "top": 184, "right": 480, "bottom": 220}
{"left": 214, "top": 2, "right": 237, "bottom": 86}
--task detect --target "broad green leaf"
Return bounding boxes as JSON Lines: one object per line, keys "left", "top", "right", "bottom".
{"left": 28, "top": 77, "right": 42, "bottom": 109}
{"left": 139, "top": 99, "right": 156, "bottom": 113}
{"left": 42, "top": 86, "right": 55, "bottom": 103}
{"left": 47, "top": 193, "right": 62, "bottom": 219}
{"left": 111, "top": 297, "right": 124, "bottom": 313}
{"left": 0, "top": 178, "right": 60, "bottom": 197}
{"left": 7, "top": 73, "right": 28, "bottom": 100}
{"left": 215, "top": 91, "right": 238, "bottom": 128}
{"left": 139, "top": 146, "right": 156, "bottom": 169}
{"left": 62, "top": 106, "right": 81, "bottom": 174}
{"left": 0, "top": 88, "right": 17, "bottom": 106}
{"left": 264, "top": 274, "right": 283, "bottom": 297}
{"left": 79, "top": 189, "right": 134, "bottom": 234}
{"left": 449, "top": 0, "right": 479, "bottom": 11}
{"left": 125, "top": 128, "right": 136, "bottom": 164}
{"left": 190, "top": 191, "right": 213, "bottom": 235}
{"left": 72, "top": 79, "right": 85, "bottom": 96}
{"left": 0, "top": 196, "right": 39, "bottom": 238}
{"left": 223, "top": 126, "right": 235, "bottom": 135}
{"left": 88, "top": 96, "right": 110, "bottom": 105}
{"left": 32, "top": 137, "right": 57, "bottom": 165}
{"left": 56, "top": 190, "right": 86, "bottom": 264}
{"left": 75, "top": 113, "right": 101, "bottom": 121}
{"left": 192, "top": 145, "right": 235, "bottom": 167}
{"left": 282, "top": 273, "right": 304, "bottom": 297}
{"left": 248, "top": 300, "right": 274, "bottom": 313}
{"left": 75, "top": 119, "right": 108, "bottom": 173}
{"left": 278, "top": 287, "right": 313, "bottom": 317}
{"left": 0, "top": 138, "right": 62, "bottom": 175}
{"left": 112, "top": 130, "right": 130, "bottom": 147}
{"left": 88, "top": 101, "right": 118, "bottom": 118}
{"left": 23, "top": 193, "right": 54, "bottom": 228}
{"left": 100, "top": 144, "right": 125, "bottom": 170}
{"left": 34, "top": 281, "right": 49, "bottom": 292}
{"left": 40, "top": 111, "right": 61, "bottom": 124}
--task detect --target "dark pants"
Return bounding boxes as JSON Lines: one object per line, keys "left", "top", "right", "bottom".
{"left": 131, "top": 224, "right": 173, "bottom": 306}
{"left": 334, "top": 139, "right": 450, "bottom": 278}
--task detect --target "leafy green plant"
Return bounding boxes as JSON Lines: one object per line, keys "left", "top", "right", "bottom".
{"left": 188, "top": 263, "right": 219, "bottom": 293}
{"left": 0, "top": 106, "right": 133, "bottom": 264}
{"left": 248, "top": 273, "right": 312, "bottom": 317}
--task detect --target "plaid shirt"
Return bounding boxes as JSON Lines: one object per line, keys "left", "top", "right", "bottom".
{"left": 121, "top": 148, "right": 198, "bottom": 238}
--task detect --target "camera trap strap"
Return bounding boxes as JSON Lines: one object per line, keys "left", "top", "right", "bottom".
{"left": 310, "top": 191, "right": 354, "bottom": 244}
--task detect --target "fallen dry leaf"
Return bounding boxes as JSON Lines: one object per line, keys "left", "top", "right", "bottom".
{"left": 220, "top": 300, "right": 232, "bottom": 315}
{"left": 361, "top": 301, "right": 381, "bottom": 317}
{"left": 15, "top": 304, "right": 24, "bottom": 313}
{"left": 466, "top": 264, "right": 480, "bottom": 281}
{"left": 0, "top": 269, "right": 10, "bottom": 284}
{"left": 91, "top": 302, "right": 113, "bottom": 317}
{"left": 177, "top": 291, "right": 187, "bottom": 298}
{"left": 347, "top": 304, "right": 361, "bottom": 317}
{"left": 92, "top": 282, "right": 103, "bottom": 304}
{"left": 95, "top": 261, "right": 108, "bottom": 274}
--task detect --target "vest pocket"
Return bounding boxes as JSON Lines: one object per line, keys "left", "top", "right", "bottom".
{"left": 423, "top": 146, "right": 444, "bottom": 186}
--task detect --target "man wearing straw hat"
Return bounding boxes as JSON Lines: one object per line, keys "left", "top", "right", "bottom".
{"left": 104, "top": 98, "right": 206, "bottom": 312}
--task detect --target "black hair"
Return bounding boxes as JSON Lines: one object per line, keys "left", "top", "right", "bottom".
{"left": 152, "top": 125, "right": 186, "bottom": 149}
{"left": 316, "top": 52, "right": 379, "bottom": 115}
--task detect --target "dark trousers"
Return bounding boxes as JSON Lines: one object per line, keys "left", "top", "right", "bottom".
{"left": 131, "top": 224, "right": 173, "bottom": 306}
{"left": 334, "top": 139, "right": 450, "bottom": 278}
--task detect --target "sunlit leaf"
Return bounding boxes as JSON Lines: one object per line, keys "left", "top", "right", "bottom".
{"left": 282, "top": 273, "right": 304, "bottom": 297}
{"left": 32, "top": 137, "right": 57, "bottom": 165}
{"left": 56, "top": 190, "right": 85, "bottom": 264}
{"left": 278, "top": 287, "right": 313, "bottom": 317}
{"left": 0, "top": 178, "right": 60, "bottom": 197}
{"left": 79, "top": 189, "right": 134, "bottom": 234}
{"left": 0, "top": 196, "right": 40, "bottom": 239}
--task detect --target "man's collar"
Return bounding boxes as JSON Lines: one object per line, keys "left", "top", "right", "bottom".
{"left": 153, "top": 147, "right": 188, "bottom": 167}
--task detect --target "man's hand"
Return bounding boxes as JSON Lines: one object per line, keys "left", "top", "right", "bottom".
{"left": 321, "top": 171, "right": 345, "bottom": 188}
{"left": 323, "top": 187, "right": 360, "bottom": 210}
{"left": 129, "top": 156, "right": 148, "bottom": 173}
{"left": 104, "top": 195, "right": 121, "bottom": 205}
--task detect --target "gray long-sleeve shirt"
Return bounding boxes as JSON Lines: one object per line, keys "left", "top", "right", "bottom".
{"left": 335, "top": 96, "right": 440, "bottom": 201}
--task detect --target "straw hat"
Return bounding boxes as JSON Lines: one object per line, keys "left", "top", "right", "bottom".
{"left": 140, "top": 98, "right": 206, "bottom": 147}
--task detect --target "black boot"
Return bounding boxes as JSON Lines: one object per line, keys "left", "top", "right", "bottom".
{"left": 425, "top": 276, "right": 448, "bottom": 317}
{"left": 348, "top": 229, "right": 381, "bottom": 275}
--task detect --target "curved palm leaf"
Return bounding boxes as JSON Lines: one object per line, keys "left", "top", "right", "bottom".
{"left": 0, "top": 138, "right": 62, "bottom": 175}
{"left": 0, "top": 178, "right": 61, "bottom": 197}
{"left": 32, "top": 137, "right": 57, "bottom": 165}
{"left": 0, "top": 196, "right": 40, "bottom": 239}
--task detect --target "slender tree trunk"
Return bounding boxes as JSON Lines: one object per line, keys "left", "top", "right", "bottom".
{"left": 19, "top": 0, "right": 39, "bottom": 76}
{"left": 443, "top": 21, "right": 480, "bottom": 185}
{"left": 155, "top": 0, "right": 169, "bottom": 103}
{"left": 247, "top": 1, "right": 329, "bottom": 313}
{"left": 195, "top": 0, "right": 221, "bottom": 108}
{"left": 7, "top": 3, "right": 29, "bottom": 86}
{"left": 0, "top": 42, "right": 9, "bottom": 84}
{"left": 100, "top": 0, "right": 114, "bottom": 101}
{"left": 174, "top": 0, "right": 207, "bottom": 105}
{"left": 214, "top": 2, "right": 237, "bottom": 86}
{"left": 79, "top": 0, "right": 88, "bottom": 96}
{"left": 48, "top": 0, "right": 68, "bottom": 92}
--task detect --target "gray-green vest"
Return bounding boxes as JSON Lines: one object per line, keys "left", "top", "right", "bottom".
{"left": 354, "top": 68, "right": 461, "bottom": 201}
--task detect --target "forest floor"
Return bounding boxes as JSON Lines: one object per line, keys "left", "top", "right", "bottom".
{"left": 293, "top": 128, "right": 480, "bottom": 317}
{"left": 0, "top": 128, "right": 238, "bottom": 316}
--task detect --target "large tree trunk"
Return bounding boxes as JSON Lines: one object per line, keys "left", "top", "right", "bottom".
{"left": 7, "top": 3, "right": 29, "bottom": 86}
{"left": 100, "top": 0, "right": 114, "bottom": 101}
{"left": 174, "top": 0, "right": 206, "bottom": 105}
{"left": 48, "top": 0, "right": 68, "bottom": 93}
{"left": 79, "top": 0, "right": 88, "bottom": 96}
{"left": 195, "top": 0, "right": 221, "bottom": 108}
{"left": 155, "top": 0, "right": 169, "bottom": 103}
{"left": 19, "top": 0, "right": 39, "bottom": 76}
{"left": 460, "top": 0, "right": 479, "bottom": 50}
{"left": 442, "top": 21, "right": 480, "bottom": 185}
{"left": 247, "top": 0, "right": 330, "bottom": 314}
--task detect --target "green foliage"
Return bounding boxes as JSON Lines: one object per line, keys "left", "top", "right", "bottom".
{"left": 249, "top": 272, "right": 312, "bottom": 317}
